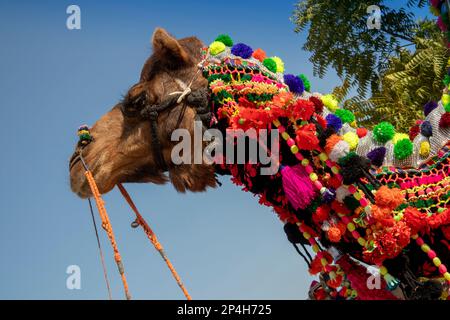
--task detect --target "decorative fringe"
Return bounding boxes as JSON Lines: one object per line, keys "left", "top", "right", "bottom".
{"left": 281, "top": 165, "right": 316, "bottom": 210}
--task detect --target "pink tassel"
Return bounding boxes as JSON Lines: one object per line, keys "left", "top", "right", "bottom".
{"left": 281, "top": 164, "right": 316, "bottom": 210}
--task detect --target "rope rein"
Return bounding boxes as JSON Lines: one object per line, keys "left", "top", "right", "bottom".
{"left": 84, "top": 168, "right": 132, "bottom": 300}
{"left": 117, "top": 183, "right": 192, "bottom": 300}
{"left": 77, "top": 149, "right": 191, "bottom": 300}
{"left": 87, "top": 198, "right": 113, "bottom": 300}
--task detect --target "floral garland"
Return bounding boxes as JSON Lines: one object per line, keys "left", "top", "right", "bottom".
{"left": 202, "top": 34, "right": 450, "bottom": 299}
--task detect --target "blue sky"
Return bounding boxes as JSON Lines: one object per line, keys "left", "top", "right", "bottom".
{"left": 0, "top": 0, "right": 431, "bottom": 299}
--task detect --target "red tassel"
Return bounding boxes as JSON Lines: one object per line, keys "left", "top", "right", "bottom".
{"left": 281, "top": 165, "right": 316, "bottom": 210}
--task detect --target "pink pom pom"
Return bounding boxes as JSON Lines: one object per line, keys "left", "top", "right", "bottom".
{"left": 281, "top": 165, "right": 316, "bottom": 210}
{"left": 439, "top": 264, "right": 447, "bottom": 274}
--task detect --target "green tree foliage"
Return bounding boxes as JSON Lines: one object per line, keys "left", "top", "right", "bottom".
{"left": 293, "top": 0, "right": 448, "bottom": 130}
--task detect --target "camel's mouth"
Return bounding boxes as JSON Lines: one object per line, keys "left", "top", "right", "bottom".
{"left": 69, "top": 145, "right": 117, "bottom": 199}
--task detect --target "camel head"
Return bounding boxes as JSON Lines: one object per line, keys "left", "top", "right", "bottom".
{"left": 69, "top": 28, "right": 216, "bottom": 198}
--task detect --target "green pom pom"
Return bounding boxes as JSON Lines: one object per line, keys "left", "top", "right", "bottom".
{"left": 373, "top": 121, "right": 395, "bottom": 144}
{"left": 334, "top": 109, "right": 355, "bottom": 124}
{"left": 298, "top": 74, "right": 311, "bottom": 91}
{"left": 444, "top": 102, "right": 450, "bottom": 113}
{"left": 215, "top": 34, "right": 233, "bottom": 47}
{"left": 394, "top": 138, "right": 413, "bottom": 160}
{"left": 444, "top": 75, "right": 450, "bottom": 86}
{"left": 263, "top": 58, "right": 277, "bottom": 73}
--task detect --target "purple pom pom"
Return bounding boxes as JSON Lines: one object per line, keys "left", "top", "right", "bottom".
{"left": 322, "top": 188, "right": 336, "bottom": 204}
{"left": 367, "top": 147, "right": 386, "bottom": 167}
{"left": 231, "top": 43, "right": 253, "bottom": 59}
{"left": 325, "top": 114, "right": 343, "bottom": 132}
{"left": 423, "top": 101, "right": 438, "bottom": 117}
{"left": 420, "top": 120, "right": 433, "bottom": 137}
{"left": 284, "top": 74, "right": 305, "bottom": 94}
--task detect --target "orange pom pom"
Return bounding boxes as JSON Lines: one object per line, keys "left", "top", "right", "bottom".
{"left": 325, "top": 134, "right": 342, "bottom": 155}
{"left": 252, "top": 48, "right": 266, "bottom": 62}
{"left": 371, "top": 205, "right": 391, "bottom": 221}
{"left": 327, "top": 226, "right": 342, "bottom": 242}
{"left": 375, "top": 186, "right": 405, "bottom": 210}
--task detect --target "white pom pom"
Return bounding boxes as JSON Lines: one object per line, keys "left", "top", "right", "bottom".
{"left": 329, "top": 140, "right": 349, "bottom": 162}
{"left": 336, "top": 186, "right": 351, "bottom": 203}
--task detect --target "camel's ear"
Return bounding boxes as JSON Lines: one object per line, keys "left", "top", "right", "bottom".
{"left": 152, "top": 28, "right": 190, "bottom": 68}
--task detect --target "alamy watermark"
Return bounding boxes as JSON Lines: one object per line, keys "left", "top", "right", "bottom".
{"left": 66, "top": 5, "right": 81, "bottom": 30}
{"left": 367, "top": 5, "right": 381, "bottom": 30}
{"left": 66, "top": 265, "right": 81, "bottom": 290}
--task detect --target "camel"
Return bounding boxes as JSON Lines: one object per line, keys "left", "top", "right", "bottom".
{"left": 69, "top": 28, "right": 450, "bottom": 300}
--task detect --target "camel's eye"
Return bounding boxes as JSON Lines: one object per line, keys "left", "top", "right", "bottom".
{"left": 121, "top": 90, "right": 151, "bottom": 117}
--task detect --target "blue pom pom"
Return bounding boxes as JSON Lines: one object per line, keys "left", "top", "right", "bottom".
{"left": 423, "top": 101, "right": 438, "bottom": 117}
{"left": 284, "top": 74, "right": 305, "bottom": 94}
{"left": 420, "top": 120, "right": 433, "bottom": 137}
{"left": 325, "top": 114, "right": 342, "bottom": 132}
{"left": 367, "top": 147, "right": 386, "bottom": 167}
{"left": 231, "top": 43, "right": 253, "bottom": 59}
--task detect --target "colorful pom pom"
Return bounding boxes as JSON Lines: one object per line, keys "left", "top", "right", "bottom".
{"left": 271, "top": 56, "right": 285, "bottom": 73}
{"left": 420, "top": 121, "right": 433, "bottom": 137}
{"left": 373, "top": 122, "right": 395, "bottom": 144}
{"left": 231, "top": 43, "right": 253, "bottom": 59}
{"left": 440, "top": 112, "right": 450, "bottom": 128}
{"left": 209, "top": 41, "right": 226, "bottom": 56}
{"left": 309, "top": 96, "right": 324, "bottom": 113}
{"left": 263, "top": 58, "right": 277, "bottom": 73}
{"left": 356, "top": 127, "right": 368, "bottom": 138}
{"left": 343, "top": 131, "right": 359, "bottom": 150}
{"left": 334, "top": 109, "right": 355, "bottom": 124}
{"left": 321, "top": 94, "right": 339, "bottom": 112}
{"left": 252, "top": 48, "right": 266, "bottom": 62}
{"left": 423, "top": 101, "right": 438, "bottom": 117}
{"left": 215, "top": 34, "right": 233, "bottom": 47}
{"left": 298, "top": 74, "right": 311, "bottom": 92}
{"left": 325, "top": 114, "right": 342, "bottom": 132}
{"left": 409, "top": 124, "right": 420, "bottom": 141}
{"left": 394, "top": 138, "right": 413, "bottom": 160}
{"left": 284, "top": 74, "right": 304, "bottom": 94}
{"left": 419, "top": 141, "right": 431, "bottom": 157}
{"left": 367, "top": 147, "right": 386, "bottom": 167}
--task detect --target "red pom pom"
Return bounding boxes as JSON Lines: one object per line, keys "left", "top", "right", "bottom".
{"left": 439, "top": 112, "right": 450, "bottom": 128}
{"left": 356, "top": 127, "right": 368, "bottom": 138}
{"left": 315, "top": 114, "right": 327, "bottom": 129}
{"left": 409, "top": 124, "right": 420, "bottom": 141}
{"left": 313, "top": 205, "right": 330, "bottom": 224}
{"left": 403, "top": 207, "right": 428, "bottom": 234}
{"left": 309, "top": 96, "right": 324, "bottom": 114}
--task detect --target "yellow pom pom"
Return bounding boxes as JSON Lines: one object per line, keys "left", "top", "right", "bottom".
{"left": 271, "top": 56, "right": 285, "bottom": 73}
{"left": 442, "top": 94, "right": 450, "bottom": 105}
{"left": 309, "top": 173, "right": 318, "bottom": 181}
{"left": 392, "top": 133, "right": 409, "bottom": 145}
{"left": 419, "top": 141, "right": 430, "bottom": 157}
{"left": 343, "top": 131, "right": 359, "bottom": 150}
{"left": 347, "top": 223, "right": 355, "bottom": 232}
{"left": 321, "top": 94, "right": 339, "bottom": 112}
{"left": 209, "top": 41, "right": 226, "bottom": 56}
{"left": 447, "top": 58, "right": 450, "bottom": 68}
